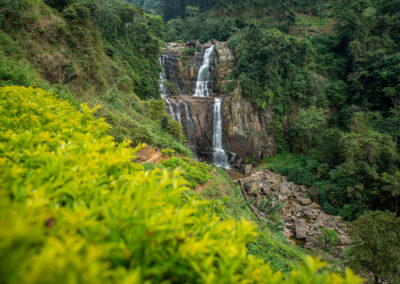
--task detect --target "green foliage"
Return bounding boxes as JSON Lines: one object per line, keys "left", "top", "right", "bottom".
{"left": 0, "top": 32, "right": 36, "bottom": 87}
{"left": 179, "top": 47, "right": 196, "bottom": 66}
{"left": 381, "top": 171, "right": 400, "bottom": 215}
{"left": 160, "top": 148, "right": 175, "bottom": 157}
{"left": 334, "top": 0, "right": 400, "bottom": 113}
{"left": 161, "top": 115, "right": 168, "bottom": 131}
{"left": 349, "top": 211, "right": 400, "bottom": 283}
{"left": 288, "top": 165, "right": 316, "bottom": 187}
{"left": 291, "top": 106, "right": 328, "bottom": 152}
{"left": 0, "top": 0, "right": 190, "bottom": 154}
{"left": 263, "top": 153, "right": 317, "bottom": 187}
{"left": 161, "top": 157, "right": 212, "bottom": 188}
{"left": 228, "top": 26, "right": 317, "bottom": 111}
{"left": 0, "top": 85, "right": 363, "bottom": 283}
{"left": 315, "top": 228, "right": 340, "bottom": 252}
{"left": 263, "top": 114, "right": 400, "bottom": 220}
{"left": 182, "top": 46, "right": 195, "bottom": 56}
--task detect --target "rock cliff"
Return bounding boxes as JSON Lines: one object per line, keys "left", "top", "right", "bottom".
{"left": 160, "top": 41, "right": 278, "bottom": 165}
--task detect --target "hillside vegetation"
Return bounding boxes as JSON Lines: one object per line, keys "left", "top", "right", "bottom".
{"left": 0, "top": 0, "right": 189, "bottom": 154}
{"left": 152, "top": 0, "right": 400, "bottom": 281}
{"left": 161, "top": 0, "right": 400, "bottom": 220}
{"left": 0, "top": 86, "right": 362, "bottom": 283}
{"left": 1, "top": 0, "right": 400, "bottom": 282}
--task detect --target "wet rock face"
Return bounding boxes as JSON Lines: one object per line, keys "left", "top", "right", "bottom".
{"left": 161, "top": 41, "right": 278, "bottom": 162}
{"left": 167, "top": 96, "right": 215, "bottom": 161}
{"left": 216, "top": 42, "right": 277, "bottom": 159}
{"left": 237, "top": 170, "right": 351, "bottom": 254}
{"left": 222, "top": 90, "right": 277, "bottom": 159}
{"left": 161, "top": 42, "right": 218, "bottom": 95}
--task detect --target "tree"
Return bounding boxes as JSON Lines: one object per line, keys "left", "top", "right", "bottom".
{"left": 185, "top": 5, "right": 199, "bottom": 16}
{"left": 292, "top": 106, "right": 328, "bottom": 151}
{"left": 350, "top": 211, "right": 400, "bottom": 283}
{"left": 329, "top": 113, "right": 398, "bottom": 216}
{"left": 381, "top": 172, "right": 400, "bottom": 215}
{"left": 44, "top": 0, "right": 71, "bottom": 11}
{"left": 161, "top": 116, "right": 169, "bottom": 131}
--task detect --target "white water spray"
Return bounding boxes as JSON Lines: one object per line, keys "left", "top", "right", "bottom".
{"left": 159, "top": 56, "right": 168, "bottom": 98}
{"left": 212, "top": 98, "right": 229, "bottom": 168}
{"left": 194, "top": 45, "right": 215, "bottom": 97}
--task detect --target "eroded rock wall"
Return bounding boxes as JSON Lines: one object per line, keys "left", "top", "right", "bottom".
{"left": 161, "top": 42, "right": 218, "bottom": 95}
{"left": 161, "top": 41, "right": 278, "bottom": 163}
{"left": 214, "top": 42, "right": 277, "bottom": 159}
{"left": 222, "top": 90, "right": 277, "bottom": 159}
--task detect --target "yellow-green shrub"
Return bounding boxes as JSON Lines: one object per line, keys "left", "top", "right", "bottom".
{"left": 161, "top": 157, "right": 212, "bottom": 188}
{"left": 0, "top": 86, "right": 362, "bottom": 283}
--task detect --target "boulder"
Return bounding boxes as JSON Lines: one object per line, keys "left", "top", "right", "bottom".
{"left": 300, "top": 198, "right": 312, "bottom": 206}
{"left": 339, "top": 234, "right": 351, "bottom": 245}
{"left": 290, "top": 202, "right": 301, "bottom": 215}
{"left": 243, "top": 164, "right": 253, "bottom": 175}
{"left": 295, "top": 219, "right": 307, "bottom": 239}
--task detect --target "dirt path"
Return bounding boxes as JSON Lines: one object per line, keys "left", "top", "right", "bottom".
{"left": 145, "top": 152, "right": 161, "bottom": 163}
{"left": 136, "top": 146, "right": 162, "bottom": 163}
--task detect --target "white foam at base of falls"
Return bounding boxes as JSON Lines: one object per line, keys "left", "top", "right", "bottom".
{"left": 212, "top": 98, "right": 230, "bottom": 169}
{"left": 194, "top": 45, "right": 214, "bottom": 97}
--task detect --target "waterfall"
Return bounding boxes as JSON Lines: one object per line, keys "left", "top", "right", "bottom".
{"left": 164, "top": 98, "right": 176, "bottom": 121}
{"left": 175, "top": 100, "right": 182, "bottom": 124}
{"left": 194, "top": 45, "right": 215, "bottom": 97}
{"left": 183, "top": 102, "right": 197, "bottom": 159}
{"left": 212, "top": 98, "right": 230, "bottom": 168}
{"left": 183, "top": 102, "right": 194, "bottom": 139}
{"left": 159, "top": 56, "right": 168, "bottom": 98}
{"left": 160, "top": 56, "right": 180, "bottom": 122}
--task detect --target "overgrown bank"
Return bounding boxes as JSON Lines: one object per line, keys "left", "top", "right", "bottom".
{"left": 0, "top": 86, "right": 362, "bottom": 283}
{"left": 0, "top": 0, "right": 188, "bottom": 154}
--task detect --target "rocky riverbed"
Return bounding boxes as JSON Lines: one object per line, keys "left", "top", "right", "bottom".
{"left": 235, "top": 169, "right": 351, "bottom": 254}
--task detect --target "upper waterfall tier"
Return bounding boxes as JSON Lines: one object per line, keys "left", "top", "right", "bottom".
{"left": 194, "top": 45, "right": 215, "bottom": 97}
{"left": 159, "top": 42, "right": 277, "bottom": 165}
{"left": 159, "top": 56, "right": 168, "bottom": 98}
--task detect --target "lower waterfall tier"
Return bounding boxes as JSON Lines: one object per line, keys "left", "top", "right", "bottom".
{"left": 163, "top": 94, "right": 277, "bottom": 167}
{"left": 164, "top": 96, "right": 232, "bottom": 164}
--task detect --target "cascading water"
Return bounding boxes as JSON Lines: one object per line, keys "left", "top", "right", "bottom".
{"left": 160, "top": 44, "right": 234, "bottom": 167}
{"left": 212, "top": 98, "right": 230, "bottom": 168}
{"left": 183, "top": 102, "right": 194, "bottom": 139}
{"left": 175, "top": 100, "right": 182, "bottom": 124}
{"left": 159, "top": 56, "right": 168, "bottom": 98}
{"left": 194, "top": 45, "right": 215, "bottom": 97}
{"left": 164, "top": 98, "right": 176, "bottom": 121}
{"left": 160, "top": 56, "right": 180, "bottom": 122}
{"left": 183, "top": 102, "right": 197, "bottom": 159}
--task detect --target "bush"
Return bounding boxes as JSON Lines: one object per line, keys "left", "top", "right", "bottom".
{"left": 161, "top": 157, "right": 212, "bottom": 188}
{"left": 161, "top": 148, "right": 175, "bottom": 157}
{"left": 315, "top": 227, "right": 340, "bottom": 252}
{"left": 182, "top": 47, "right": 195, "bottom": 56}
{"left": 349, "top": 211, "right": 400, "bottom": 283}
{"left": 0, "top": 86, "right": 362, "bottom": 283}
{"left": 287, "top": 165, "right": 315, "bottom": 186}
